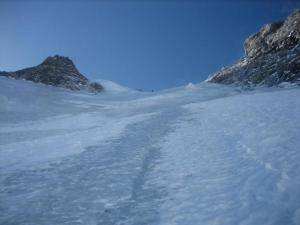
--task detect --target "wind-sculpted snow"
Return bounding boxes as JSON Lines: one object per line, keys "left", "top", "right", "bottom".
{"left": 0, "top": 109, "right": 179, "bottom": 225}
{"left": 153, "top": 89, "right": 300, "bottom": 225}
{"left": 0, "top": 76, "right": 300, "bottom": 225}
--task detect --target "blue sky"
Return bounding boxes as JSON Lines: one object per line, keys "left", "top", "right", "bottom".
{"left": 1, "top": 0, "right": 300, "bottom": 90}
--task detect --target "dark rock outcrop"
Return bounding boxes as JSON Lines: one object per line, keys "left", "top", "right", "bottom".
{"left": 0, "top": 55, "right": 103, "bottom": 93}
{"left": 208, "top": 10, "right": 300, "bottom": 87}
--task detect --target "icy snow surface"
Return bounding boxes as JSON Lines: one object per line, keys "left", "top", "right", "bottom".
{"left": 1, "top": 76, "right": 300, "bottom": 225}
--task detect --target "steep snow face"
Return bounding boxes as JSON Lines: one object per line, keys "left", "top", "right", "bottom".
{"left": 0, "top": 76, "right": 300, "bottom": 225}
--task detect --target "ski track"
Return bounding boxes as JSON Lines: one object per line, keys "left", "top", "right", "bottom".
{"left": 1, "top": 77, "right": 300, "bottom": 225}
{"left": 0, "top": 106, "right": 183, "bottom": 225}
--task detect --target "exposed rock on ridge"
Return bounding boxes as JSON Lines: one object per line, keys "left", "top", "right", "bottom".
{"left": 0, "top": 55, "right": 103, "bottom": 93}
{"left": 208, "top": 10, "right": 300, "bottom": 87}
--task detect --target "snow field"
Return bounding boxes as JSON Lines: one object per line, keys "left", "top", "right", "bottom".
{"left": 1, "top": 76, "right": 300, "bottom": 225}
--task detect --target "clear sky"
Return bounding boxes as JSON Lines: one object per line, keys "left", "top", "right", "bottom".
{"left": 1, "top": 0, "right": 300, "bottom": 90}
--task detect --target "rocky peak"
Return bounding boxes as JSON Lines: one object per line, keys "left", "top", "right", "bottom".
{"left": 41, "top": 55, "right": 76, "bottom": 68}
{"left": 244, "top": 10, "right": 300, "bottom": 58}
{"left": 244, "top": 21, "right": 283, "bottom": 57}
{"left": 37, "top": 54, "right": 88, "bottom": 82}
{"left": 208, "top": 10, "right": 300, "bottom": 87}
{"left": 0, "top": 55, "right": 103, "bottom": 93}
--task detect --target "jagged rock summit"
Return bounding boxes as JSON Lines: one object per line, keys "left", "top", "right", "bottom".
{"left": 0, "top": 55, "right": 103, "bottom": 93}
{"left": 208, "top": 10, "right": 300, "bottom": 87}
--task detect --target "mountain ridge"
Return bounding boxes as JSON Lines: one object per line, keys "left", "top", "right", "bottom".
{"left": 1, "top": 10, "right": 300, "bottom": 92}
{"left": 208, "top": 10, "right": 300, "bottom": 87}
{"left": 0, "top": 55, "right": 103, "bottom": 93}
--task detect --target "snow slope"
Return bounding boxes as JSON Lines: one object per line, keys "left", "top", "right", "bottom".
{"left": 0, "top": 76, "right": 300, "bottom": 225}
{"left": 95, "top": 79, "right": 135, "bottom": 94}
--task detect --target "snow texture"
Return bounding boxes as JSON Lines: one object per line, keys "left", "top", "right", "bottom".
{"left": 0, "top": 76, "right": 300, "bottom": 225}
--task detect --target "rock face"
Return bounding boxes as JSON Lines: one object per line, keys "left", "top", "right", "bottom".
{"left": 0, "top": 55, "right": 103, "bottom": 93}
{"left": 208, "top": 10, "right": 300, "bottom": 87}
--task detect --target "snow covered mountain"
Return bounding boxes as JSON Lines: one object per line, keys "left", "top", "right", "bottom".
{"left": 1, "top": 75, "right": 300, "bottom": 225}
{"left": 1, "top": 8, "right": 300, "bottom": 225}
{"left": 208, "top": 10, "right": 300, "bottom": 87}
